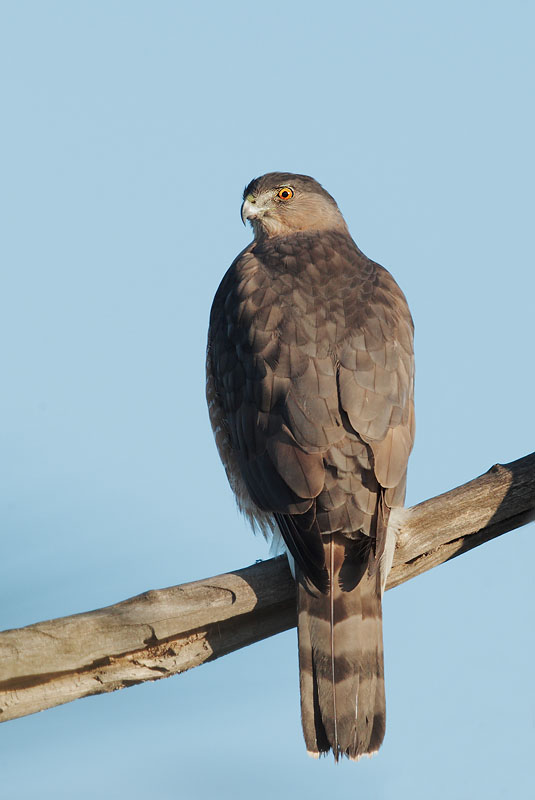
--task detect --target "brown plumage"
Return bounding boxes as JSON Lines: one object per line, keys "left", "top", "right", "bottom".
{"left": 206, "top": 172, "right": 414, "bottom": 760}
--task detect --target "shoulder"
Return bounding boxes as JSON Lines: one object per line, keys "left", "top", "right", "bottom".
{"left": 209, "top": 242, "right": 257, "bottom": 319}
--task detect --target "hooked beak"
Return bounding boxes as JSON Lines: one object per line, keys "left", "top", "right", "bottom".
{"left": 241, "top": 194, "right": 254, "bottom": 225}
{"left": 241, "top": 194, "right": 256, "bottom": 226}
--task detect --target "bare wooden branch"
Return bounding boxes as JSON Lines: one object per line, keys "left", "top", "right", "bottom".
{"left": 1, "top": 453, "right": 534, "bottom": 723}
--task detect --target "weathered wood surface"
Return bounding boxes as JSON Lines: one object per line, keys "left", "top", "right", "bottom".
{"left": 1, "top": 453, "right": 533, "bottom": 723}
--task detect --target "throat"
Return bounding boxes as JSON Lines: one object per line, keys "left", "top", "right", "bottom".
{"left": 253, "top": 213, "right": 348, "bottom": 241}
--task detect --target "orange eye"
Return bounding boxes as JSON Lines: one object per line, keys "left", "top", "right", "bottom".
{"left": 277, "top": 187, "right": 294, "bottom": 200}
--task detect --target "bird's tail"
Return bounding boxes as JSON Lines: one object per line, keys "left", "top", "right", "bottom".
{"left": 297, "top": 533, "right": 386, "bottom": 761}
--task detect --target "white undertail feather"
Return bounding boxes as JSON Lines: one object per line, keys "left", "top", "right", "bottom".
{"left": 381, "top": 506, "right": 412, "bottom": 592}
{"left": 268, "top": 528, "right": 287, "bottom": 558}
{"left": 386, "top": 505, "right": 412, "bottom": 539}
{"left": 348, "top": 749, "right": 380, "bottom": 763}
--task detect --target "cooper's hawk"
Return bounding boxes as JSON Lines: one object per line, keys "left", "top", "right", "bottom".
{"left": 206, "top": 173, "right": 414, "bottom": 761}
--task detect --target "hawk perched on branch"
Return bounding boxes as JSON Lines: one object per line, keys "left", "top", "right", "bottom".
{"left": 206, "top": 173, "right": 414, "bottom": 761}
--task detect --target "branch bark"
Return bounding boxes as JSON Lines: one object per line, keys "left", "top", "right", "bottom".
{"left": 1, "top": 453, "right": 534, "bottom": 724}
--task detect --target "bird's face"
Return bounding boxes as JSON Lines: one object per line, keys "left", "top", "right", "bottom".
{"left": 241, "top": 183, "right": 297, "bottom": 232}
{"left": 241, "top": 172, "right": 348, "bottom": 240}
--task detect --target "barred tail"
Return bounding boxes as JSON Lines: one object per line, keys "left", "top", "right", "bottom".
{"left": 297, "top": 534, "right": 386, "bottom": 761}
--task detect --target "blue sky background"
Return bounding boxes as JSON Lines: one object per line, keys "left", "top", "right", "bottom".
{"left": 1, "top": 2, "right": 533, "bottom": 798}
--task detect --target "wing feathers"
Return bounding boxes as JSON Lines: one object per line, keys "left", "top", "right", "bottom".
{"left": 207, "top": 228, "right": 414, "bottom": 761}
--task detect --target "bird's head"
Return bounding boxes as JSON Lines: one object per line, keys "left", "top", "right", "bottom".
{"left": 241, "top": 172, "right": 348, "bottom": 240}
